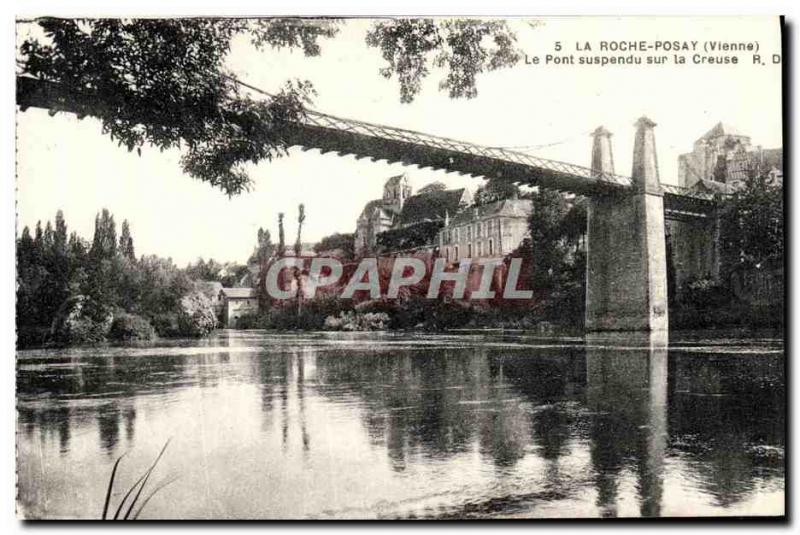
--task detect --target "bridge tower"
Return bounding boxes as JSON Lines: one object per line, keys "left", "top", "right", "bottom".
{"left": 585, "top": 118, "right": 669, "bottom": 331}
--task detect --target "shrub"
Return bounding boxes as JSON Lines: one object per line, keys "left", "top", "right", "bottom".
{"left": 50, "top": 295, "right": 112, "bottom": 345}
{"left": 682, "top": 277, "right": 733, "bottom": 309}
{"left": 425, "top": 300, "right": 474, "bottom": 330}
{"left": 150, "top": 312, "right": 181, "bottom": 337}
{"left": 177, "top": 291, "right": 218, "bottom": 337}
{"left": 357, "top": 296, "right": 474, "bottom": 331}
{"left": 237, "top": 297, "right": 354, "bottom": 331}
{"left": 16, "top": 326, "right": 51, "bottom": 349}
{"left": 109, "top": 313, "right": 156, "bottom": 341}
{"left": 323, "top": 311, "right": 390, "bottom": 331}
{"left": 234, "top": 311, "right": 262, "bottom": 329}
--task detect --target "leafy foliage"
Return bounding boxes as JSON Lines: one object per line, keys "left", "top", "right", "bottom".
{"left": 16, "top": 209, "right": 204, "bottom": 347}
{"left": 313, "top": 232, "right": 355, "bottom": 259}
{"left": 177, "top": 291, "right": 218, "bottom": 337}
{"left": 186, "top": 258, "right": 249, "bottom": 287}
{"left": 109, "top": 312, "right": 157, "bottom": 341}
{"left": 366, "top": 19, "right": 521, "bottom": 102}
{"left": 719, "top": 167, "right": 783, "bottom": 274}
{"left": 376, "top": 221, "right": 443, "bottom": 252}
{"left": 473, "top": 178, "right": 521, "bottom": 205}
{"left": 323, "top": 311, "right": 390, "bottom": 331}
{"left": 19, "top": 18, "right": 321, "bottom": 195}
{"left": 417, "top": 181, "right": 448, "bottom": 195}
{"left": 20, "top": 18, "right": 522, "bottom": 193}
{"left": 524, "top": 191, "right": 587, "bottom": 325}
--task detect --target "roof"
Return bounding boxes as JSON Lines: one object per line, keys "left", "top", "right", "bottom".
{"left": 384, "top": 173, "right": 407, "bottom": 187}
{"left": 726, "top": 148, "right": 783, "bottom": 182}
{"left": 692, "top": 179, "right": 735, "bottom": 195}
{"left": 697, "top": 122, "right": 748, "bottom": 142}
{"left": 449, "top": 198, "right": 532, "bottom": 226}
{"left": 358, "top": 199, "right": 383, "bottom": 221}
{"left": 397, "top": 188, "right": 466, "bottom": 226}
{"left": 220, "top": 287, "right": 257, "bottom": 299}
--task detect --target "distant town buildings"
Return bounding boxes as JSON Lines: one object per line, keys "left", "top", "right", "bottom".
{"left": 354, "top": 173, "right": 533, "bottom": 260}
{"left": 669, "top": 122, "right": 783, "bottom": 302}
{"left": 678, "top": 122, "right": 783, "bottom": 193}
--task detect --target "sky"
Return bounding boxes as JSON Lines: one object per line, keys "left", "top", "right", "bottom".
{"left": 16, "top": 16, "right": 783, "bottom": 266}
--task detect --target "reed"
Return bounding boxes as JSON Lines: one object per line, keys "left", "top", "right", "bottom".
{"left": 101, "top": 439, "right": 173, "bottom": 520}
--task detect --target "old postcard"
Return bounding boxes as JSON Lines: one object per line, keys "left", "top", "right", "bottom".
{"left": 14, "top": 16, "right": 784, "bottom": 520}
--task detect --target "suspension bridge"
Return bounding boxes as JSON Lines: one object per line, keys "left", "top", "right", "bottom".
{"left": 16, "top": 75, "right": 726, "bottom": 331}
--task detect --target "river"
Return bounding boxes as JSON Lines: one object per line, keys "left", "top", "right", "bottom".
{"left": 16, "top": 330, "right": 785, "bottom": 519}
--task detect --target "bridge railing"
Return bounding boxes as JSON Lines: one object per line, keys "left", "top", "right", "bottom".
{"left": 660, "top": 184, "right": 719, "bottom": 201}
{"left": 301, "top": 107, "right": 635, "bottom": 189}
{"left": 17, "top": 74, "right": 721, "bottom": 206}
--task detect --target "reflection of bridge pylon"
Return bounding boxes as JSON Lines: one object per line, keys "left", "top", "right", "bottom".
{"left": 585, "top": 332, "right": 668, "bottom": 517}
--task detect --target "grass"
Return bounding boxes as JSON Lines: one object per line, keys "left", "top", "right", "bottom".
{"left": 102, "top": 439, "right": 176, "bottom": 520}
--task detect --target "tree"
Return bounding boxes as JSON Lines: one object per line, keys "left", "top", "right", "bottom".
{"left": 15, "top": 208, "right": 221, "bottom": 346}
{"left": 186, "top": 257, "right": 224, "bottom": 281}
{"left": 528, "top": 189, "right": 571, "bottom": 292}
{"left": 85, "top": 209, "right": 120, "bottom": 318}
{"left": 474, "top": 178, "right": 521, "bottom": 205}
{"left": 252, "top": 228, "right": 275, "bottom": 309}
{"left": 177, "top": 291, "right": 218, "bottom": 337}
{"left": 19, "top": 18, "right": 522, "bottom": 195}
{"left": 119, "top": 219, "right": 136, "bottom": 260}
{"left": 525, "top": 190, "right": 587, "bottom": 324}
{"left": 313, "top": 232, "right": 355, "bottom": 259}
{"left": 294, "top": 204, "right": 306, "bottom": 309}
{"left": 277, "top": 212, "right": 286, "bottom": 257}
{"left": 366, "top": 19, "right": 520, "bottom": 102}
{"left": 720, "top": 167, "right": 783, "bottom": 275}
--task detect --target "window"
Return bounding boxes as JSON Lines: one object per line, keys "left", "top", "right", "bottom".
{"left": 489, "top": 239, "right": 494, "bottom": 255}
{"left": 454, "top": 246, "right": 459, "bottom": 261}
{"left": 467, "top": 243, "right": 472, "bottom": 258}
{"left": 477, "top": 242, "right": 482, "bottom": 257}
{"left": 445, "top": 247, "right": 450, "bottom": 262}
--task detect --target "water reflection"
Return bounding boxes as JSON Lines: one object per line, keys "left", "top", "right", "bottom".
{"left": 16, "top": 332, "right": 784, "bottom": 519}
{"left": 585, "top": 332, "right": 667, "bottom": 518}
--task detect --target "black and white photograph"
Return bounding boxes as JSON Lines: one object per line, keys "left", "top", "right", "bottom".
{"left": 9, "top": 12, "right": 788, "bottom": 522}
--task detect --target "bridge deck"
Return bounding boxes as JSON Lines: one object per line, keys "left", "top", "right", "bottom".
{"left": 16, "top": 75, "right": 718, "bottom": 219}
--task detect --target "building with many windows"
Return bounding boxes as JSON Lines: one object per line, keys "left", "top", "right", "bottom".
{"left": 437, "top": 199, "right": 532, "bottom": 262}
{"left": 353, "top": 174, "right": 533, "bottom": 261}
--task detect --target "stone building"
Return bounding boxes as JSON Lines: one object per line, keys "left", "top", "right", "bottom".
{"left": 437, "top": 199, "right": 532, "bottom": 262}
{"left": 219, "top": 287, "right": 258, "bottom": 327}
{"left": 354, "top": 174, "right": 413, "bottom": 255}
{"left": 678, "top": 122, "right": 783, "bottom": 190}
{"left": 669, "top": 122, "right": 783, "bottom": 301}
{"left": 354, "top": 174, "right": 472, "bottom": 255}
{"left": 353, "top": 173, "right": 535, "bottom": 259}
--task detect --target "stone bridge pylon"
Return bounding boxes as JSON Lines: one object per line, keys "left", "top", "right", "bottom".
{"left": 586, "top": 118, "right": 669, "bottom": 331}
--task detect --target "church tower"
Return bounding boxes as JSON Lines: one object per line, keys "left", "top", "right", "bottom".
{"left": 382, "top": 173, "right": 412, "bottom": 213}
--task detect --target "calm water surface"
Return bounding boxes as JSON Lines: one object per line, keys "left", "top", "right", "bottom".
{"left": 17, "top": 330, "right": 784, "bottom": 519}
